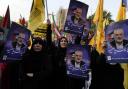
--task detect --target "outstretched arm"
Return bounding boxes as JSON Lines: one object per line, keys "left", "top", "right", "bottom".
{"left": 46, "top": 19, "right": 52, "bottom": 47}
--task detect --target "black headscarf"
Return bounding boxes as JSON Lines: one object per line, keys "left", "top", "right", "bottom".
{"left": 30, "top": 37, "right": 47, "bottom": 54}
{"left": 22, "top": 37, "right": 47, "bottom": 73}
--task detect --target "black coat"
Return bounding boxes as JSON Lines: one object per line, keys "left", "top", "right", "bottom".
{"left": 22, "top": 51, "right": 47, "bottom": 76}
{"left": 54, "top": 47, "right": 67, "bottom": 74}
{"left": 53, "top": 47, "right": 67, "bottom": 89}
{"left": 21, "top": 49, "right": 53, "bottom": 89}
{"left": 21, "top": 23, "right": 53, "bottom": 89}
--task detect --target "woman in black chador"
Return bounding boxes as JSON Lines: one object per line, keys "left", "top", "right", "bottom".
{"left": 21, "top": 20, "right": 53, "bottom": 89}
{"left": 53, "top": 37, "right": 68, "bottom": 89}
{"left": 21, "top": 37, "right": 53, "bottom": 89}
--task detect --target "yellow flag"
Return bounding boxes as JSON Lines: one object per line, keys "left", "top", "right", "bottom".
{"left": 93, "top": 0, "right": 100, "bottom": 24}
{"left": 116, "top": 1, "right": 128, "bottom": 89}
{"left": 121, "top": 64, "right": 128, "bottom": 89}
{"left": 103, "top": 18, "right": 109, "bottom": 29}
{"left": 28, "top": 0, "right": 45, "bottom": 33}
{"left": 116, "top": 2, "right": 126, "bottom": 21}
{"left": 89, "top": 0, "right": 104, "bottom": 54}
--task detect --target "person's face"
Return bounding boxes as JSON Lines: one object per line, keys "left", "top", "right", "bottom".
{"left": 114, "top": 29, "right": 124, "bottom": 43}
{"left": 74, "top": 8, "right": 82, "bottom": 19}
{"left": 33, "top": 43, "right": 43, "bottom": 52}
{"left": 17, "top": 33, "right": 25, "bottom": 45}
{"left": 75, "top": 51, "right": 83, "bottom": 63}
{"left": 60, "top": 38, "right": 68, "bottom": 48}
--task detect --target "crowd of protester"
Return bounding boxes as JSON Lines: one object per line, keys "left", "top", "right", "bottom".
{"left": 0, "top": 20, "right": 125, "bottom": 89}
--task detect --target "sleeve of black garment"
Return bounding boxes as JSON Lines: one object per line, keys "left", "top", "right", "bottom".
{"left": 20, "top": 55, "right": 27, "bottom": 80}
{"left": 38, "top": 55, "right": 53, "bottom": 80}
{"left": 90, "top": 48, "right": 100, "bottom": 69}
{"left": 20, "top": 50, "right": 30, "bottom": 80}
{"left": 46, "top": 24, "right": 52, "bottom": 47}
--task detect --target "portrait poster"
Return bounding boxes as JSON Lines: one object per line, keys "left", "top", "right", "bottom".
{"left": 64, "top": 0, "right": 89, "bottom": 35}
{"left": 105, "top": 19, "right": 128, "bottom": 63}
{"left": 2, "top": 22, "right": 31, "bottom": 60}
{"left": 66, "top": 44, "right": 90, "bottom": 79}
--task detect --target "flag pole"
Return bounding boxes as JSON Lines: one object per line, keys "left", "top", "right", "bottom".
{"left": 45, "top": 0, "right": 49, "bottom": 19}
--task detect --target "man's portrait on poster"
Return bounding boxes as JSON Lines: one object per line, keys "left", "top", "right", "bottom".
{"left": 66, "top": 45, "right": 90, "bottom": 78}
{"left": 64, "top": 0, "right": 88, "bottom": 35}
{"left": 3, "top": 22, "right": 31, "bottom": 60}
{"left": 105, "top": 19, "right": 128, "bottom": 63}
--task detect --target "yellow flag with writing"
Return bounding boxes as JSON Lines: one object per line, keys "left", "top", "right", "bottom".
{"left": 28, "top": 0, "right": 45, "bottom": 33}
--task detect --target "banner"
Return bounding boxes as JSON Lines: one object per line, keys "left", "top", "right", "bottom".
{"left": 28, "top": 0, "right": 45, "bottom": 33}
{"left": 105, "top": 19, "right": 128, "bottom": 63}
{"left": 66, "top": 44, "right": 90, "bottom": 78}
{"left": 2, "top": 22, "right": 31, "bottom": 60}
{"left": 64, "top": 0, "right": 88, "bottom": 35}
